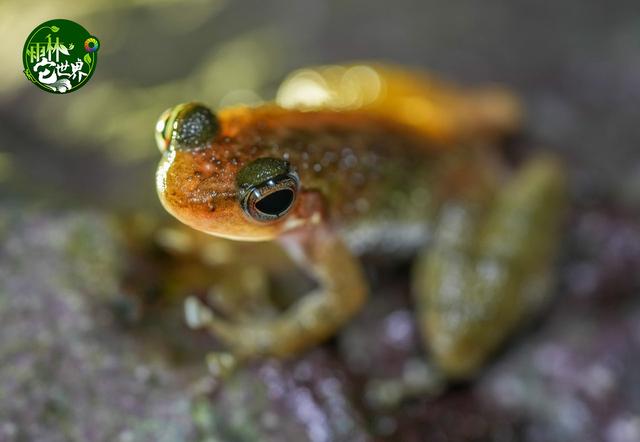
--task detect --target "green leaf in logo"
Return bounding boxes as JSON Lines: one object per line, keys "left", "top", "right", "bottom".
{"left": 84, "top": 53, "right": 92, "bottom": 65}
{"left": 51, "top": 25, "right": 59, "bottom": 32}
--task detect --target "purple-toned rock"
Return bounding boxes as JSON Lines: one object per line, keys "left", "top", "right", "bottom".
{"left": 562, "top": 208, "right": 640, "bottom": 304}
{"left": 480, "top": 306, "right": 640, "bottom": 442}
{"left": 0, "top": 210, "right": 198, "bottom": 442}
{"left": 196, "top": 351, "right": 371, "bottom": 442}
{"left": 0, "top": 209, "right": 372, "bottom": 442}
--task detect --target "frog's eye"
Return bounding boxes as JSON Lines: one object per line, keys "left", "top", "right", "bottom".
{"left": 237, "top": 158, "right": 299, "bottom": 223}
{"left": 155, "top": 103, "right": 219, "bottom": 153}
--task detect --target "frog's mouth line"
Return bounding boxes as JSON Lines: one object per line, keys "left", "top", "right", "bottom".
{"left": 157, "top": 182, "right": 285, "bottom": 243}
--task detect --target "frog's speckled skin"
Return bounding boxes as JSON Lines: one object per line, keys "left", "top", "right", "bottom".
{"left": 155, "top": 64, "right": 565, "bottom": 384}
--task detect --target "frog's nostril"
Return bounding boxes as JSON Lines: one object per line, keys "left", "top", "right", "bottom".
{"left": 172, "top": 103, "right": 219, "bottom": 151}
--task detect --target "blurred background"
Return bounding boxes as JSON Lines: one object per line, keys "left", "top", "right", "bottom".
{"left": 1, "top": 1, "right": 640, "bottom": 441}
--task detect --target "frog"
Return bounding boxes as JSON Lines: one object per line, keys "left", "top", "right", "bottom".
{"left": 154, "top": 63, "right": 566, "bottom": 387}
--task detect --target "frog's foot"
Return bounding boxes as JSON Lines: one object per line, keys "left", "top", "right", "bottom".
{"left": 414, "top": 155, "right": 566, "bottom": 378}
{"left": 365, "top": 359, "right": 446, "bottom": 409}
{"left": 185, "top": 295, "right": 295, "bottom": 359}
{"left": 185, "top": 228, "right": 368, "bottom": 360}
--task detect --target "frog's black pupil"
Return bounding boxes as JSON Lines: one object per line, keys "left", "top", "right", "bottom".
{"left": 255, "top": 189, "right": 294, "bottom": 216}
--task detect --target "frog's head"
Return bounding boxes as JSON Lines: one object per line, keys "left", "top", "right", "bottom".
{"left": 155, "top": 103, "right": 301, "bottom": 241}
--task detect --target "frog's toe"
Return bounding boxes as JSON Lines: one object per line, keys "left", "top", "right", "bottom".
{"left": 184, "top": 296, "right": 248, "bottom": 350}
{"left": 185, "top": 296, "right": 213, "bottom": 328}
{"left": 205, "top": 351, "right": 238, "bottom": 378}
{"left": 365, "top": 359, "right": 445, "bottom": 409}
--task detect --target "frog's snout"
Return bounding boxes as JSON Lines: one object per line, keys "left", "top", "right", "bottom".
{"left": 155, "top": 102, "right": 219, "bottom": 153}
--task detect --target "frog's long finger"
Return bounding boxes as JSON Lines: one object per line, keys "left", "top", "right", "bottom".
{"left": 414, "top": 155, "right": 565, "bottom": 378}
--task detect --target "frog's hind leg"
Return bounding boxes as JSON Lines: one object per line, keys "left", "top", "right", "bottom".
{"left": 414, "top": 155, "right": 565, "bottom": 379}
{"left": 367, "top": 156, "right": 565, "bottom": 407}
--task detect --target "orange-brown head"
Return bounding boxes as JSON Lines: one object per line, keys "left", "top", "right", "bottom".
{"left": 155, "top": 103, "right": 301, "bottom": 241}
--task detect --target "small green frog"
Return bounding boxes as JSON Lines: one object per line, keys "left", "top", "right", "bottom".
{"left": 154, "top": 64, "right": 565, "bottom": 384}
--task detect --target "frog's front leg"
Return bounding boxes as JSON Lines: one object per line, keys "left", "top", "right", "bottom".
{"left": 187, "top": 225, "right": 368, "bottom": 360}
{"left": 414, "top": 155, "right": 566, "bottom": 379}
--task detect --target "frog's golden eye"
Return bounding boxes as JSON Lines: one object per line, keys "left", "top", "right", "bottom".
{"left": 155, "top": 103, "right": 219, "bottom": 153}
{"left": 237, "top": 158, "right": 299, "bottom": 223}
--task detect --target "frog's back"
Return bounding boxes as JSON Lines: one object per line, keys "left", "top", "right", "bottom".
{"left": 275, "top": 63, "right": 522, "bottom": 145}
{"left": 264, "top": 64, "right": 519, "bottom": 253}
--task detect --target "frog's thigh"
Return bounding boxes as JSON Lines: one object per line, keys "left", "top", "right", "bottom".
{"left": 413, "top": 156, "right": 565, "bottom": 378}
{"left": 190, "top": 229, "right": 368, "bottom": 359}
